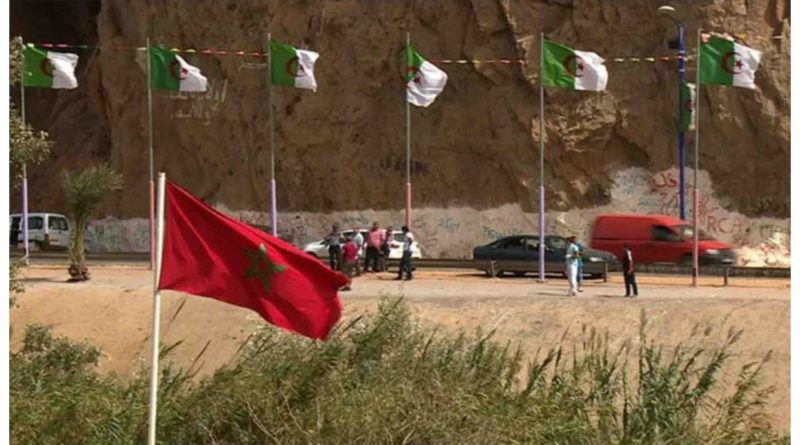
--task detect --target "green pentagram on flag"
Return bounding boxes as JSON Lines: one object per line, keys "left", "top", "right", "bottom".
{"left": 244, "top": 243, "right": 287, "bottom": 292}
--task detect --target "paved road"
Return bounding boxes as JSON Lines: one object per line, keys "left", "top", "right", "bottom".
{"left": 10, "top": 251, "right": 789, "bottom": 278}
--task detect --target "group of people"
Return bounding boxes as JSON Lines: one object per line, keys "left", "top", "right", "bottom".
{"left": 565, "top": 236, "right": 638, "bottom": 298}
{"left": 325, "top": 222, "right": 416, "bottom": 291}
{"left": 323, "top": 225, "right": 637, "bottom": 296}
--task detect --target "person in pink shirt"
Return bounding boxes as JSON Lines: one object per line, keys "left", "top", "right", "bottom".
{"left": 364, "top": 221, "right": 386, "bottom": 273}
{"left": 341, "top": 235, "right": 359, "bottom": 291}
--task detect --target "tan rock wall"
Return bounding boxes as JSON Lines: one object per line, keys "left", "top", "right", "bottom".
{"left": 13, "top": 1, "right": 790, "bottom": 248}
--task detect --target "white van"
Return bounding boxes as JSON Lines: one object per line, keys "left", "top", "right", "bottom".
{"left": 10, "top": 213, "right": 71, "bottom": 251}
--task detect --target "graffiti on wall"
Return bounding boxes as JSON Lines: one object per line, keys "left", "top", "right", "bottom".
{"left": 170, "top": 79, "right": 229, "bottom": 126}
{"left": 81, "top": 167, "right": 789, "bottom": 266}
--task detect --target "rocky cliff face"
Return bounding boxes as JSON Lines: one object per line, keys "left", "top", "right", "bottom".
{"left": 11, "top": 0, "right": 791, "bottom": 262}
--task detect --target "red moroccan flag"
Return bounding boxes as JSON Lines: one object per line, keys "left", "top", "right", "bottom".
{"left": 158, "top": 181, "right": 347, "bottom": 340}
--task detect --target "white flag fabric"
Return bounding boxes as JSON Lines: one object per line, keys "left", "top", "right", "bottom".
{"left": 572, "top": 50, "right": 608, "bottom": 91}
{"left": 175, "top": 54, "right": 208, "bottom": 92}
{"left": 406, "top": 46, "right": 448, "bottom": 107}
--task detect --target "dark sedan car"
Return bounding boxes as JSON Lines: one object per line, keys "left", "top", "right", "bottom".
{"left": 473, "top": 235, "right": 619, "bottom": 278}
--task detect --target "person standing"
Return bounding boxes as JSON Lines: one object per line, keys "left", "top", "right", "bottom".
{"left": 352, "top": 226, "right": 364, "bottom": 276}
{"left": 576, "top": 240, "right": 586, "bottom": 292}
{"left": 365, "top": 221, "right": 385, "bottom": 273}
{"left": 395, "top": 225, "right": 414, "bottom": 281}
{"left": 340, "top": 234, "right": 359, "bottom": 291}
{"left": 326, "top": 224, "right": 343, "bottom": 271}
{"left": 565, "top": 236, "right": 580, "bottom": 296}
{"left": 380, "top": 226, "right": 394, "bottom": 272}
{"left": 623, "top": 244, "right": 639, "bottom": 298}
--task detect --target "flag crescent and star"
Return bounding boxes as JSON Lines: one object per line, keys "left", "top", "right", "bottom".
{"left": 39, "top": 58, "right": 54, "bottom": 77}
{"left": 562, "top": 55, "right": 584, "bottom": 77}
{"left": 720, "top": 51, "right": 744, "bottom": 74}
{"left": 169, "top": 59, "right": 189, "bottom": 80}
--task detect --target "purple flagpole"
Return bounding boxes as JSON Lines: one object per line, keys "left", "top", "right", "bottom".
{"left": 22, "top": 166, "right": 29, "bottom": 264}
{"left": 538, "top": 32, "right": 546, "bottom": 282}
{"left": 20, "top": 38, "right": 30, "bottom": 264}
{"left": 270, "top": 179, "right": 277, "bottom": 236}
{"left": 538, "top": 186, "right": 545, "bottom": 281}
{"left": 267, "top": 33, "right": 278, "bottom": 237}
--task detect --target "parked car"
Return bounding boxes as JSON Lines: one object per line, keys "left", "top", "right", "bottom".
{"left": 10, "top": 213, "right": 71, "bottom": 251}
{"left": 472, "top": 235, "right": 618, "bottom": 278}
{"left": 590, "top": 213, "right": 735, "bottom": 265}
{"left": 303, "top": 230, "right": 422, "bottom": 260}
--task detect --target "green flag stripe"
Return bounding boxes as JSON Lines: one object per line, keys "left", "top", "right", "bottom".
{"left": 542, "top": 40, "right": 576, "bottom": 89}
{"left": 149, "top": 46, "right": 180, "bottom": 90}
{"left": 23, "top": 46, "right": 54, "bottom": 88}
{"left": 270, "top": 41, "right": 298, "bottom": 87}
{"left": 699, "top": 37, "right": 734, "bottom": 85}
{"left": 406, "top": 45, "right": 424, "bottom": 83}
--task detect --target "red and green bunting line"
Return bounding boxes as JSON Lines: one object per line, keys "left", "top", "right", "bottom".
{"left": 31, "top": 43, "right": 701, "bottom": 64}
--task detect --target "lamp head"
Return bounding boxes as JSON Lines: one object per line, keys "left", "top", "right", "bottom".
{"left": 657, "top": 5, "right": 677, "bottom": 16}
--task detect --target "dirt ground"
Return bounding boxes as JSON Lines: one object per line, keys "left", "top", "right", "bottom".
{"left": 10, "top": 265, "right": 790, "bottom": 431}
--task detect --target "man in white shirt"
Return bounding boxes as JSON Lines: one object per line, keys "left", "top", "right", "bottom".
{"left": 352, "top": 226, "right": 364, "bottom": 276}
{"left": 395, "top": 225, "right": 414, "bottom": 281}
{"left": 564, "top": 236, "right": 580, "bottom": 296}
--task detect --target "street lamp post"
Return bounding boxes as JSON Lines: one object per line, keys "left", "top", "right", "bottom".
{"left": 658, "top": 5, "right": 687, "bottom": 221}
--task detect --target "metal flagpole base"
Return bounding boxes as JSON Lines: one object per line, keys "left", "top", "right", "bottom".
{"left": 405, "top": 182, "right": 412, "bottom": 228}
{"left": 538, "top": 185, "right": 546, "bottom": 282}
{"left": 692, "top": 189, "right": 699, "bottom": 287}
{"left": 22, "top": 172, "right": 30, "bottom": 266}
{"left": 149, "top": 180, "right": 155, "bottom": 270}
{"left": 270, "top": 179, "right": 278, "bottom": 237}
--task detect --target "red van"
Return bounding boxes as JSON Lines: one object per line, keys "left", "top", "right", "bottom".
{"left": 590, "top": 214, "right": 735, "bottom": 265}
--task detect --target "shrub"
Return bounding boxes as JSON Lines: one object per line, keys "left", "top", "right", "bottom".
{"left": 10, "top": 299, "right": 788, "bottom": 445}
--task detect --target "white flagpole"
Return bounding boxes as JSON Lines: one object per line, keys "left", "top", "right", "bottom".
{"left": 268, "top": 33, "right": 278, "bottom": 237}
{"left": 538, "top": 32, "right": 546, "bottom": 283}
{"left": 405, "top": 31, "right": 412, "bottom": 228}
{"left": 147, "top": 172, "right": 167, "bottom": 445}
{"left": 20, "top": 39, "right": 29, "bottom": 265}
{"left": 147, "top": 37, "right": 155, "bottom": 270}
{"left": 692, "top": 29, "right": 701, "bottom": 287}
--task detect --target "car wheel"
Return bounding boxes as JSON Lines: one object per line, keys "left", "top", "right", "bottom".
{"left": 513, "top": 271, "right": 526, "bottom": 277}
{"left": 680, "top": 255, "right": 692, "bottom": 266}
{"left": 483, "top": 268, "right": 495, "bottom": 278}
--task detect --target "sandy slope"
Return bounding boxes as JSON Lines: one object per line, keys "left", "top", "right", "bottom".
{"left": 11, "top": 265, "right": 789, "bottom": 430}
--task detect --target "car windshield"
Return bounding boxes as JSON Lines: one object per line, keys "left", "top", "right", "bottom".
{"left": 546, "top": 236, "right": 566, "bottom": 251}
{"left": 673, "top": 225, "right": 712, "bottom": 240}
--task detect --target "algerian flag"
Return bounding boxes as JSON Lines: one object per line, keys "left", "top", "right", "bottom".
{"left": 699, "top": 35, "right": 761, "bottom": 89}
{"left": 542, "top": 39, "right": 608, "bottom": 91}
{"left": 406, "top": 45, "right": 448, "bottom": 107}
{"left": 23, "top": 45, "right": 78, "bottom": 89}
{"left": 269, "top": 40, "right": 319, "bottom": 92}
{"left": 149, "top": 46, "right": 207, "bottom": 92}
{"left": 680, "top": 81, "right": 696, "bottom": 132}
